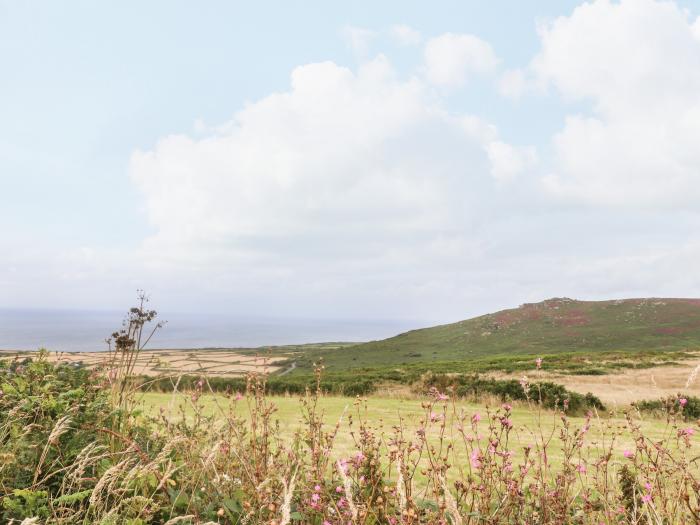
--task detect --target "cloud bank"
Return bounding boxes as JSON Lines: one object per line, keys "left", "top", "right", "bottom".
{"left": 10, "top": 0, "right": 700, "bottom": 321}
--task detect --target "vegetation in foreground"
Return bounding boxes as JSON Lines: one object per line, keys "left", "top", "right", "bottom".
{"left": 3, "top": 355, "right": 700, "bottom": 524}
{"left": 3, "top": 300, "right": 700, "bottom": 524}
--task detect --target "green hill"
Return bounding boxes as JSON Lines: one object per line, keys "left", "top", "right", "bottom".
{"left": 294, "top": 298, "right": 700, "bottom": 374}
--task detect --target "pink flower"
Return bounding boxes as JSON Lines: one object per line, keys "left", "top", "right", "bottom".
{"left": 535, "top": 357, "right": 543, "bottom": 369}
{"left": 680, "top": 398, "right": 688, "bottom": 407}
{"left": 642, "top": 493, "right": 652, "bottom": 504}
{"left": 335, "top": 486, "right": 343, "bottom": 493}
{"left": 437, "top": 392, "right": 449, "bottom": 401}
{"left": 502, "top": 403, "right": 512, "bottom": 411}
{"left": 576, "top": 463, "right": 586, "bottom": 473}
{"left": 314, "top": 484, "right": 321, "bottom": 491}
{"left": 470, "top": 450, "right": 482, "bottom": 469}
{"left": 234, "top": 392, "right": 243, "bottom": 401}
{"left": 623, "top": 449, "right": 634, "bottom": 459}
{"left": 681, "top": 427, "right": 695, "bottom": 437}
{"left": 311, "top": 493, "right": 320, "bottom": 502}
{"left": 429, "top": 412, "right": 443, "bottom": 422}
{"left": 471, "top": 413, "right": 482, "bottom": 423}
{"left": 323, "top": 521, "right": 332, "bottom": 525}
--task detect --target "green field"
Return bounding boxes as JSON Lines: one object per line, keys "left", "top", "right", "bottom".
{"left": 139, "top": 392, "right": 675, "bottom": 472}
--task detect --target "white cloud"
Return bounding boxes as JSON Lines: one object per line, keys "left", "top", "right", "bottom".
{"left": 390, "top": 24, "right": 422, "bottom": 46}
{"left": 129, "top": 55, "right": 534, "bottom": 317}
{"left": 498, "top": 68, "right": 526, "bottom": 99}
{"left": 532, "top": 0, "right": 700, "bottom": 206}
{"left": 341, "top": 26, "right": 376, "bottom": 58}
{"left": 486, "top": 141, "right": 537, "bottom": 182}
{"left": 423, "top": 33, "right": 499, "bottom": 88}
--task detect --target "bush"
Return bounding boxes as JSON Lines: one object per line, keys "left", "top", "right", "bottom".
{"left": 0, "top": 353, "right": 109, "bottom": 494}
{"left": 417, "top": 372, "right": 605, "bottom": 413}
{"left": 634, "top": 394, "right": 700, "bottom": 420}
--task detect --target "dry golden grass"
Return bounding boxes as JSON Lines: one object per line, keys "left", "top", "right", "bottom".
{"left": 493, "top": 357, "right": 700, "bottom": 405}
{"left": 0, "top": 349, "right": 287, "bottom": 377}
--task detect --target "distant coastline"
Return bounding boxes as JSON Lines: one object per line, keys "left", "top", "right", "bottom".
{"left": 0, "top": 308, "right": 419, "bottom": 352}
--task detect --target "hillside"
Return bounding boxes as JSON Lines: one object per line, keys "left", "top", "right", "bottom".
{"left": 294, "top": 298, "right": 700, "bottom": 373}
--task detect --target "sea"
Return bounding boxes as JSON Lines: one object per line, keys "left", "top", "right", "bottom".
{"left": 0, "top": 308, "right": 419, "bottom": 352}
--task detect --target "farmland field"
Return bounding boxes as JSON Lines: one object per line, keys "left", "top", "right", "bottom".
{"left": 0, "top": 348, "right": 294, "bottom": 377}
{"left": 140, "top": 392, "right": 674, "bottom": 469}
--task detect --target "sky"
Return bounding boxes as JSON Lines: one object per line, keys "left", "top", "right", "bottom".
{"left": 2, "top": 0, "right": 700, "bottom": 324}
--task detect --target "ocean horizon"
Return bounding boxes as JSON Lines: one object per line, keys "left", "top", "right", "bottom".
{"left": 0, "top": 308, "right": 421, "bottom": 352}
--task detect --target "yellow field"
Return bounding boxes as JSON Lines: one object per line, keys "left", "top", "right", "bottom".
{"left": 0, "top": 349, "right": 288, "bottom": 377}
{"left": 493, "top": 357, "right": 700, "bottom": 405}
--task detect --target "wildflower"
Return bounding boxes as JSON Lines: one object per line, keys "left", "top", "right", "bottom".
{"left": 502, "top": 403, "right": 512, "bottom": 411}
{"left": 311, "top": 493, "right": 320, "bottom": 502}
{"left": 336, "top": 486, "right": 343, "bottom": 493}
{"left": 501, "top": 417, "right": 513, "bottom": 429}
{"left": 429, "top": 412, "right": 443, "bottom": 423}
{"left": 623, "top": 449, "right": 634, "bottom": 459}
{"left": 680, "top": 427, "right": 695, "bottom": 437}
{"left": 470, "top": 450, "right": 482, "bottom": 469}
{"left": 576, "top": 463, "right": 586, "bottom": 473}
{"left": 314, "top": 485, "right": 321, "bottom": 491}
{"left": 234, "top": 391, "right": 243, "bottom": 401}
{"left": 536, "top": 357, "right": 543, "bottom": 369}
{"left": 680, "top": 397, "right": 688, "bottom": 407}
{"left": 471, "top": 413, "right": 482, "bottom": 423}
{"left": 428, "top": 387, "right": 449, "bottom": 401}
{"left": 642, "top": 493, "right": 652, "bottom": 504}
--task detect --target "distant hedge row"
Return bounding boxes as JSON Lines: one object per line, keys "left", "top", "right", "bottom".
{"left": 634, "top": 394, "right": 700, "bottom": 420}
{"left": 143, "top": 374, "right": 377, "bottom": 396}
{"left": 416, "top": 372, "right": 605, "bottom": 414}
{"left": 139, "top": 371, "right": 605, "bottom": 413}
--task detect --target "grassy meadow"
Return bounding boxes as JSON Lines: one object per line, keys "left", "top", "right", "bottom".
{"left": 291, "top": 298, "right": 700, "bottom": 374}
{"left": 139, "top": 391, "right": 677, "bottom": 473}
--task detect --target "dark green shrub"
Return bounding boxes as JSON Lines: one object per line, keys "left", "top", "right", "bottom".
{"left": 418, "top": 372, "right": 604, "bottom": 414}
{"left": 634, "top": 394, "right": 700, "bottom": 420}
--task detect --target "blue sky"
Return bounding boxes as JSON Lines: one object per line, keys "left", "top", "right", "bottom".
{"left": 3, "top": 0, "right": 700, "bottom": 322}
